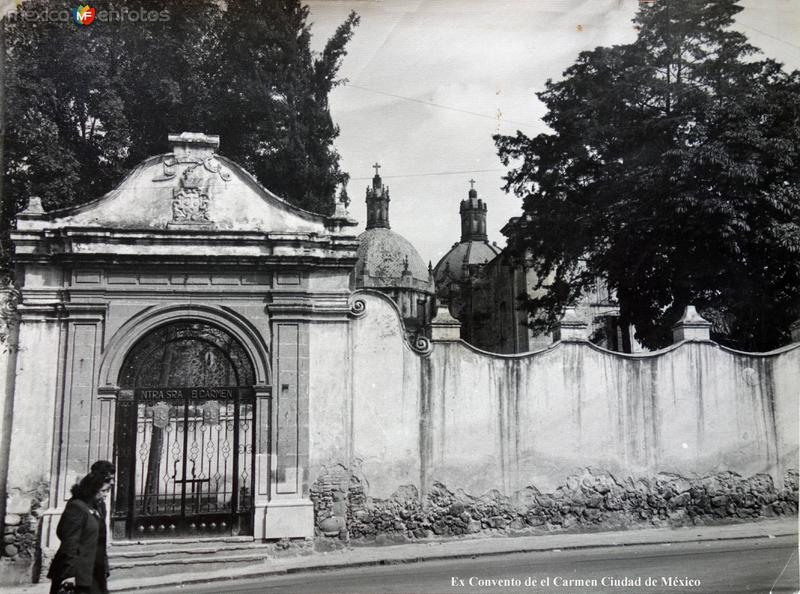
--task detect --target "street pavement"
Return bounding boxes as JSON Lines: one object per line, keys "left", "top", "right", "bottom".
{"left": 147, "top": 535, "right": 799, "bottom": 594}
{"left": 5, "top": 518, "right": 797, "bottom": 594}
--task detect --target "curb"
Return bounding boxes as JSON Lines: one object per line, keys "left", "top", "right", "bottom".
{"left": 109, "top": 528, "right": 798, "bottom": 592}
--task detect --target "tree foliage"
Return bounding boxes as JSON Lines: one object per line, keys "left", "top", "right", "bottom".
{"left": 1, "top": 0, "right": 359, "bottom": 271}
{"left": 495, "top": 0, "right": 800, "bottom": 351}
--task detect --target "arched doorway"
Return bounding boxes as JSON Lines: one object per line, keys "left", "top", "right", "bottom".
{"left": 113, "top": 320, "right": 257, "bottom": 539}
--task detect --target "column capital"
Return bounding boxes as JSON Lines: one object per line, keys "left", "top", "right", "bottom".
{"left": 253, "top": 384, "right": 272, "bottom": 398}
{"left": 97, "top": 385, "right": 120, "bottom": 400}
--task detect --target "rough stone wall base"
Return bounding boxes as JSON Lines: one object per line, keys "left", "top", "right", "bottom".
{"left": 310, "top": 467, "right": 799, "bottom": 543}
{"left": 1, "top": 480, "right": 50, "bottom": 585}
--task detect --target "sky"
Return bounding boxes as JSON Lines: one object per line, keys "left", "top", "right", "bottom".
{"left": 305, "top": 0, "right": 800, "bottom": 267}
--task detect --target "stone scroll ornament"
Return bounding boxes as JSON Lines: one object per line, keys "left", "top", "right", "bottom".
{"left": 349, "top": 298, "right": 367, "bottom": 318}
{"left": 410, "top": 334, "right": 432, "bottom": 356}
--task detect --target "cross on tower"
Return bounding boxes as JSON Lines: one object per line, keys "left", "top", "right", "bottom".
{"left": 373, "top": 162, "right": 382, "bottom": 176}
{"left": 469, "top": 179, "right": 476, "bottom": 190}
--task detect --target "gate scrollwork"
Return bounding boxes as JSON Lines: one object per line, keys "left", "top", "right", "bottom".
{"left": 114, "top": 321, "right": 256, "bottom": 539}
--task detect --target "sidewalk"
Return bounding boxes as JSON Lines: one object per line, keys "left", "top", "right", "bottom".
{"left": 6, "top": 518, "right": 797, "bottom": 593}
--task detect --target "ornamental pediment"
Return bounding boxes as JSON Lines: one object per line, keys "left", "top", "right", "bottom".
{"left": 16, "top": 132, "right": 354, "bottom": 236}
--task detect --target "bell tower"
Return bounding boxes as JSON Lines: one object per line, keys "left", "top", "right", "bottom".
{"left": 459, "top": 179, "right": 488, "bottom": 241}
{"left": 365, "top": 162, "right": 390, "bottom": 229}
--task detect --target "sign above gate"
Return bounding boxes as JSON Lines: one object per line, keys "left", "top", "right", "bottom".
{"left": 134, "top": 387, "right": 251, "bottom": 401}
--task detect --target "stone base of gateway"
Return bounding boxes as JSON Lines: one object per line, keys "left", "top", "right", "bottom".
{"left": 258, "top": 499, "right": 315, "bottom": 539}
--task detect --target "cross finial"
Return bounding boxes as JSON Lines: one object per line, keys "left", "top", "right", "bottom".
{"left": 469, "top": 179, "right": 476, "bottom": 190}
{"left": 373, "top": 162, "right": 382, "bottom": 176}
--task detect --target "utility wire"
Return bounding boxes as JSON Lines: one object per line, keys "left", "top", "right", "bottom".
{"left": 342, "top": 83, "right": 536, "bottom": 128}
{"left": 737, "top": 23, "right": 800, "bottom": 52}
{"left": 350, "top": 167, "right": 506, "bottom": 181}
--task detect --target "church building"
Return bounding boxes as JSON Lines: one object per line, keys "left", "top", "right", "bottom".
{"left": 433, "top": 182, "right": 501, "bottom": 346}
{"left": 434, "top": 183, "right": 628, "bottom": 353}
{"left": 352, "top": 165, "right": 435, "bottom": 337}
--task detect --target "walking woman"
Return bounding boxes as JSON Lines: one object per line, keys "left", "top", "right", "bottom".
{"left": 48, "top": 472, "right": 112, "bottom": 594}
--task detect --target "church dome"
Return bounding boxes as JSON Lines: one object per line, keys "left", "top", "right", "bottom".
{"left": 352, "top": 167, "right": 434, "bottom": 295}
{"left": 433, "top": 239, "right": 501, "bottom": 285}
{"left": 355, "top": 227, "right": 433, "bottom": 292}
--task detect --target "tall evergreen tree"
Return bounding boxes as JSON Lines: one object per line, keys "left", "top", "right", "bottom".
{"left": 1, "top": 0, "right": 358, "bottom": 272}
{"left": 211, "top": 0, "right": 358, "bottom": 214}
{"left": 495, "top": 0, "right": 800, "bottom": 351}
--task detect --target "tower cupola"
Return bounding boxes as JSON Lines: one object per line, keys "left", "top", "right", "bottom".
{"left": 365, "top": 162, "right": 390, "bottom": 229}
{"left": 459, "top": 179, "right": 488, "bottom": 241}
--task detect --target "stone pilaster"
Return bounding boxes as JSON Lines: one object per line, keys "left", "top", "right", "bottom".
{"left": 3, "top": 303, "right": 65, "bottom": 568}
{"left": 261, "top": 284, "right": 314, "bottom": 539}
{"left": 252, "top": 384, "right": 273, "bottom": 539}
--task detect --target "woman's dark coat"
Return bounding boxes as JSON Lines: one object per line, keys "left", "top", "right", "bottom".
{"left": 47, "top": 497, "right": 109, "bottom": 590}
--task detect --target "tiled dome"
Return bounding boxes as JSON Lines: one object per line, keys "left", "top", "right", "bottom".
{"left": 433, "top": 240, "right": 501, "bottom": 285}
{"left": 355, "top": 227, "right": 433, "bottom": 292}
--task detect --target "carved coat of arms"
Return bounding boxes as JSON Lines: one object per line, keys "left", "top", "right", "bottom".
{"left": 171, "top": 162, "right": 215, "bottom": 225}
{"left": 173, "top": 184, "right": 211, "bottom": 224}
{"left": 202, "top": 400, "right": 221, "bottom": 426}
{"left": 154, "top": 145, "right": 231, "bottom": 228}
{"left": 151, "top": 402, "right": 170, "bottom": 429}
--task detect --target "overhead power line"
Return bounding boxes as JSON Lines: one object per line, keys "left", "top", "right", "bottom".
{"left": 342, "top": 83, "right": 536, "bottom": 128}
{"left": 737, "top": 23, "right": 800, "bottom": 52}
{"left": 350, "top": 167, "right": 507, "bottom": 181}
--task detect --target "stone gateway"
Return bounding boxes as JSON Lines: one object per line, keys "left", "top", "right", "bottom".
{"left": 1, "top": 132, "right": 360, "bottom": 576}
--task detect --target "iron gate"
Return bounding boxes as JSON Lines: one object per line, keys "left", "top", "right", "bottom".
{"left": 113, "top": 321, "right": 258, "bottom": 540}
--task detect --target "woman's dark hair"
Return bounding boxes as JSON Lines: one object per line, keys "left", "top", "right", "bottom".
{"left": 90, "top": 460, "right": 115, "bottom": 481}
{"left": 70, "top": 471, "right": 108, "bottom": 502}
